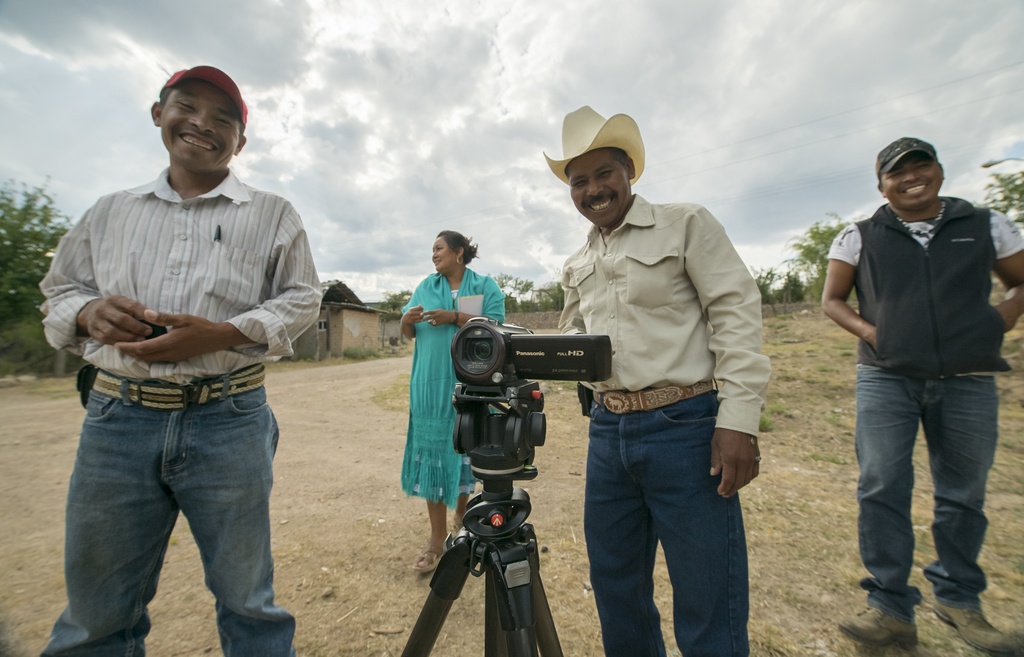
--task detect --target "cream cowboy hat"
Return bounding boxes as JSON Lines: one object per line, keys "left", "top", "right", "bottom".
{"left": 544, "top": 106, "right": 645, "bottom": 185}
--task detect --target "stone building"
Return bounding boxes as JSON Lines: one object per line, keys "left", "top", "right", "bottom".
{"left": 292, "top": 280, "right": 383, "bottom": 360}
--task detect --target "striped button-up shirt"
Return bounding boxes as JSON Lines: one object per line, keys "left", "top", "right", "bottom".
{"left": 40, "top": 169, "right": 321, "bottom": 383}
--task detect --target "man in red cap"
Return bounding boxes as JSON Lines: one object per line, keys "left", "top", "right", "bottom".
{"left": 38, "top": 66, "right": 321, "bottom": 656}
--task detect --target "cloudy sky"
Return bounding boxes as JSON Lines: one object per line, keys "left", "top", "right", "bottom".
{"left": 2, "top": 0, "right": 1022, "bottom": 302}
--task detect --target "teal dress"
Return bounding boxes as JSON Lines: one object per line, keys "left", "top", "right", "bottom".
{"left": 401, "top": 268, "right": 505, "bottom": 506}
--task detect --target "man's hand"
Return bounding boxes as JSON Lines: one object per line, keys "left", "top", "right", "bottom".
{"left": 115, "top": 309, "right": 248, "bottom": 362}
{"left": 995, "top": 298, "right": 1024, "bottom": 333}
{"left": 710, "top": 427, "right": 761, "bottom": 498}
{"left": 77, "top": 296, "right": 155, "bottom": 344}
{"left": 860, "top": 325, "right": 878, "bottom": 349}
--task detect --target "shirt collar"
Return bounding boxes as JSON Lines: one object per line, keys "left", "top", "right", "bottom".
{"left": 587, "top": 194, "right": 653, "bottom": 243}
{"left": 126, "top": 168, "right": 252, "bottom": 205}
{"left": 621, "top": 194, "right": 654, "bottom": 228}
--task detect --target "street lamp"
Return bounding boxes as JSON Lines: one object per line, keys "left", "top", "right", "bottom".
{"left": 981, "top": 157, "right": 1024, "bottom": 168}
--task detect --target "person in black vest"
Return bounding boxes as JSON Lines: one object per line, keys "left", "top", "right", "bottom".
{"left": 822, "top": 137, "right": 1024, "bottom": 656}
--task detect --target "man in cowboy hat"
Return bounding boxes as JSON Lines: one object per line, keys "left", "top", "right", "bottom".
{"left": 823, "top": 138, "right": 1024, "bottom": 655}
{"left": 38, "top": 65, "right": 321, "bottom": 656}
{"left": 546, "top": 106, "right": 770, "bottom": 657}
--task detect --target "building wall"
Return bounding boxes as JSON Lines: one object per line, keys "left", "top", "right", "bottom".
{"left": 380, "top": 318, "right": 404, "bottom": 343}
{"left": 327, "top": 307, "right": 380, "bottom": 355}
{"left": 292, "top": 308, "right": 329, "bottom": 360}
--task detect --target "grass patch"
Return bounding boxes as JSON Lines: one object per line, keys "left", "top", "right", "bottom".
{"left": 342, "top": 347, "right": 380, "bottom": 360}
{"left": 808, "top": 452, "right": 849, "bottom": 465}
{"left": 371, "top": 374, "right": 410, "bottom": 414}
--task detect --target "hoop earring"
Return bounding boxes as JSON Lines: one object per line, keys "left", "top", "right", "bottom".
{"left": 457, "top": 256, "right": 463, "bottom": 264}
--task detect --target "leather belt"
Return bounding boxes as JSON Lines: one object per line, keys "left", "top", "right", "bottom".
{"left": 92, "top": 364, "right": 265, "bottom": 411}
{"left": 599, "top": 380, "right": 715, "bottom": 414}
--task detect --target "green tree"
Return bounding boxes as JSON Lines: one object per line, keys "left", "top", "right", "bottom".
{"left": 0, "top": 180, "right": 73, "bottom": 375}
{"left": 493, "top": 273, "right": 535, "bottom": 312}
{"left": 778, "top": 270, "right": 808, "bottom": 304}
{"left": 534, "top": 280, "right": 565, "bottom": 312}
{"left": 376, "top": 289, "right": 412, "bottom": 320}
{"left": 984, "top": 171, "right": 1024, "bottom": 224}
{"left": 786, "top": 213, "right": 851, "bottom": 304}
{"left": 0, "top": 181, "right": 71, "bottom": 329}
{"left": 753, "top": 266, "right": 807, "bottom": 306}
{"left": 753, "top": 267, "right": 780, "bottom": 305}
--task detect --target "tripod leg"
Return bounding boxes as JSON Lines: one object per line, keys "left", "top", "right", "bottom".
{"left": 485, "top": 572, "right": 508, "bottom": 657}
{"left": 521, "top": 524, "right": 562, "bottom": 657}
{"left": 484, "top": 547, "right": 540, "bottom": 657}
{"left": 401, "top": 540, "right": 473, "bottom": 657}
{"left": 530, "top": 569, "right": 563, "bottom": 657}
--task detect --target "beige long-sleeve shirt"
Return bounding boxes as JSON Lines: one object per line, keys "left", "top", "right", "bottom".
{"left": 559, "top": 195, "right": 770, "bottom": 436}
{"left": 40, "top": 169, "right": 321, "bottom": 383}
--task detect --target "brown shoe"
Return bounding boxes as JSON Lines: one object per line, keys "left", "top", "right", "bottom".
{"left": 839, "top": 607, "right": 918, "bottom": 649}
{"left": 934, "top": 602, "right": 1020, "bottom": 656}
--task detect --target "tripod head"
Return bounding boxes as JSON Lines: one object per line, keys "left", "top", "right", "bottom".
{"left": 452, "top": 379, "right": 544, "bottom": 540}
{"left": 453, "top": 379, "right": 545, "bottom": 483}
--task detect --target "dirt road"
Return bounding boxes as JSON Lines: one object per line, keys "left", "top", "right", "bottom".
{"left": 0, "top": 356, "right": 604, "bottom": 657}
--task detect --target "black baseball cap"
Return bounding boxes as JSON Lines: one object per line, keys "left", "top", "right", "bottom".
{"left": 876, "top": 137, "right": 937, "bottom": 176}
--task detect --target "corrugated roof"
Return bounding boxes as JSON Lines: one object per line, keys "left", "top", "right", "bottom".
{"left": 322, "top": 280, "right": 364, "bottom": 305}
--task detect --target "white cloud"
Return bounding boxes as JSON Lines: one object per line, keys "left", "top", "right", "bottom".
{"left": 1, "top": 0, "right": 1022, "bottom": 301}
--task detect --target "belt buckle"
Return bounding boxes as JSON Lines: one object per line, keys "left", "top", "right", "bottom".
{"left": 194, "top": 383, "right": 220, "bottom": 406}
{"left": 602, "top": 391, "right": 632, "bottom": 414}
{"left": 180, "top": 382, "right": 202, "bottom": 407}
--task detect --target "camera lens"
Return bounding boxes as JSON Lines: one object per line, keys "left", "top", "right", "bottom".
{"left": 467, "top": 337, "right": 493, "bottom": 362}
{"left": 451, "top": 318, "right": 515, "bottom": 384}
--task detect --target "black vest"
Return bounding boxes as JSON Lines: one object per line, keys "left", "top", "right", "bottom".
{"left": 854, "top": 197, "right": 1008, "bottom": 378}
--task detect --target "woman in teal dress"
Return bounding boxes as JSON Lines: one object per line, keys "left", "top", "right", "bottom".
{"left": 400, "top": 230, "right": 505, "bottom": 573}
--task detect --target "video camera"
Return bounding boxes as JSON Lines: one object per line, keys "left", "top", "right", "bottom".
{"left": 452, "top": 318, "right": 612, "bottom": 386}
{"left": 449, "top": 318, "right": 611, "bottom": 484}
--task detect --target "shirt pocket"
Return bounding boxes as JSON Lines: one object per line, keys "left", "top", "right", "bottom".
{"left": 567, "top": 262, "right": 597, "bottom": 315}
{"left": 624, "top": 251, "right": 678, "bottom": 308}
{"left": 204, "top": 242, "right": 268, "bottom": 314}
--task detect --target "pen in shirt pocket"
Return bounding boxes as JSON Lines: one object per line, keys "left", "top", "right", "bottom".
{"left": 214, "top": 225, "right": 222, "bottom": 242}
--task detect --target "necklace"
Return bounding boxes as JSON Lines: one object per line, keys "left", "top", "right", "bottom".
{"left": 898, "top": 201, "right": 945, "bottom": 239}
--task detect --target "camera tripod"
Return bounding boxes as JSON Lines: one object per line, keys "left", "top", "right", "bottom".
{"left": 400, "top": 477, "right": 563, "bottom": 657}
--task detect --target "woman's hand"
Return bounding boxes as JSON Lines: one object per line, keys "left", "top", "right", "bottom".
{"left": 422, "top": 308, "right": 457, "bottom": 326}
{"left": 401, "top": 305, "right": 424, "bottom": 339}
{"left": 403, "top": 305, "right": 424, "bottom": 322}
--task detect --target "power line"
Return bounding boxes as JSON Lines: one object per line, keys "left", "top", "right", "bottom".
{"left": 643, "top": 86, "right": 1024, "bottom": 189}
{"left": 390, "top": 63, "right": 1024, "bottom": 237}
{"left": 656, "top": 59, "right": 1024, "bottom": 166}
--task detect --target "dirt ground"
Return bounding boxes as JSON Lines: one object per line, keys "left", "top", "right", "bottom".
{"left": 1, "top": 313, "right": 1022, "bottom": 657}
{"left": 0, "top": 351, "right": 610, "bottom": 657}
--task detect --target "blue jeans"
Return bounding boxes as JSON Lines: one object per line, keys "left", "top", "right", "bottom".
{"left": 585, "top": 393, "right": 749, "bottom": 657}
{"left": 855, "top": 365, "right": 998, "bottom": 623}
{"left": 41, "top": 387, "right": 296, "bottom": 657}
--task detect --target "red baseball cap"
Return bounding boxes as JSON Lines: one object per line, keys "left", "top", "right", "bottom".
{"left": 162, "top": 66, "right": 248, "bottom": 128}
